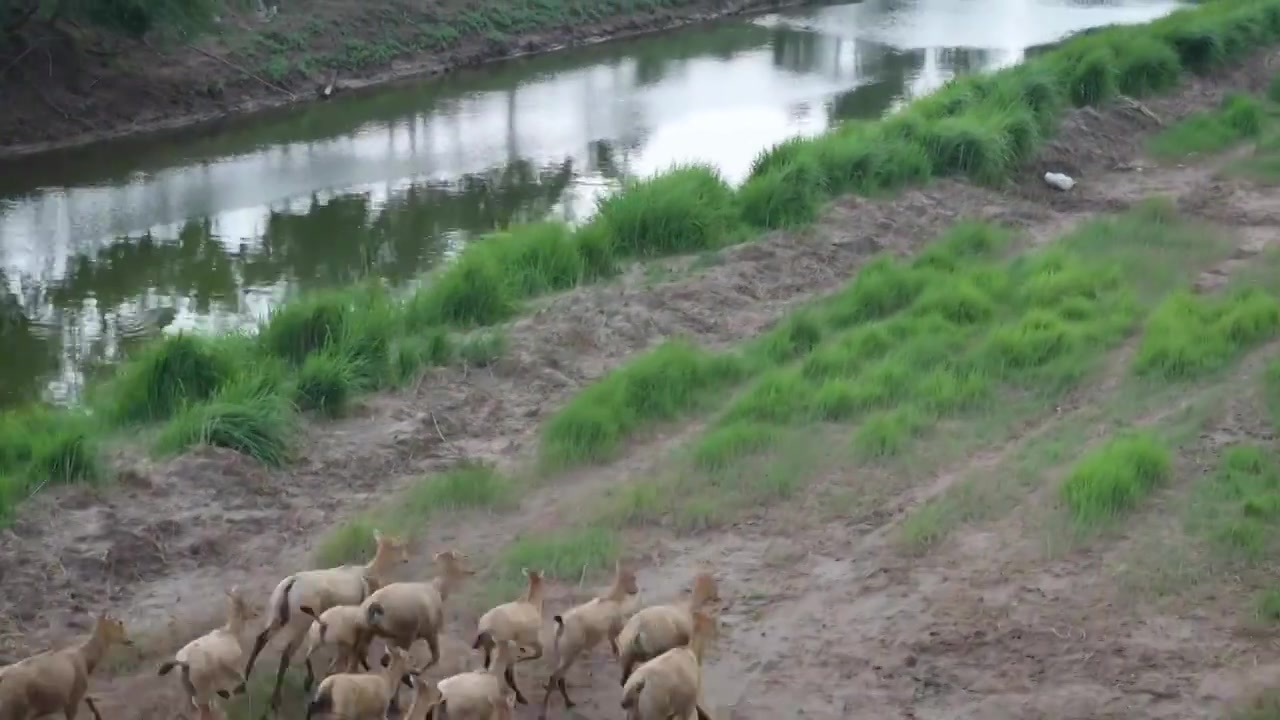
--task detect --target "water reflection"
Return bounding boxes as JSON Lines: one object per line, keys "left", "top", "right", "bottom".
{"left": 0, "top": 0, "right": 1185, "bottom": 406}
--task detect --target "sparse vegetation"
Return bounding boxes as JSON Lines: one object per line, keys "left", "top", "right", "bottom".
{"left": 1189, "top": 444, "right": 1280, "bottom": 564}
{"left": 1146, "top": 91, "right": 1268, "bottom": 159}
{"left": 313, "top": 460, "right": 514, "bottom": 567}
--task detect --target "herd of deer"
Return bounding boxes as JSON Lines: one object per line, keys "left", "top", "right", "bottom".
{"left": 0, "top": 531, "right": 725, "bottom": 720}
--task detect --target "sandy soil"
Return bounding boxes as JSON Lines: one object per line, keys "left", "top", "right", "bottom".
{"left": 0, "top": 0, "right": 798, "bottom": 160}
{"left": 3, "top": 49, "right": 1280, "bottom": 720}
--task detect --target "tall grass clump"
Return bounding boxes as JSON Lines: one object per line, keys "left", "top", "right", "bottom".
{"left": 916, "top": 109, "right": 1021, "bottom": 185}
{"left": 1060, "top": 432, "right": 1172, "bottom": 526}
{"left": 96, "top": 333, "right": 242, "bottom": 424}
{"left": 567, "top": 219, "right": 619, "bottom": 281}
{"left": 813, "top": 130, "right": 934, "bottom": 195}
{"left": 1115, "top": 36, "right": 1184, "bottom": 96}
{"left": 595, "top": 164, "right": 739, "bottom": 257}
{"left": 259, "top": 292, "right": 351, "bottom": 364}
{"left": 1063, "top": 47, "right": 1119, "bottom": 107}
{"left": 738, "top": 154, "right": 827, "bottom": 229}
{"left": 155, "top": 380, "right": 297, "bottom": 467}
{"left": 747, "top": 136, "right": 814, "bottom": 179}
{"left": 293, "top": 350, "right": 359, "bottom": 417}
{"left": 0, "top": 406, "right": 106, "bottom": 520}
{"left": 331, "top": 283, "right": 402, "bottom": 386}
{"left": 27, "top": 420, "right": 104, "bottom": 487}
{"left": 1147, "top": 92, "right": 1267, "bottom": 159}
{"left": 407, "top": 247, "right": 518, "bottom": 328}
{"left": 463, "top": 222, "right": 587, "bottom": 298}
{"left": 538, "top": 339, "right": 745, "bottom": 468}
{"left": 1133, "top": 287, "right": 1280, "bottom": 380}
{"left": 0, "top": 407, "right": 105, "bottom": 488}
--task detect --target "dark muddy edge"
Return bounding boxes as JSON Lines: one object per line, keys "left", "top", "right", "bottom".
{"left": 0, "top": 0, "right": 806, "bottom": 162}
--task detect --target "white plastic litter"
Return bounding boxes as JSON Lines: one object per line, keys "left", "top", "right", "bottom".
{"left": 1043, "top": 171, "right": 1076, "bottom": 191}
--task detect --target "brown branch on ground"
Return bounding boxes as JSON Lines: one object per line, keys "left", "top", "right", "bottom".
{"left": 1116, "top": 94, "right": 1164, "bottom": 126}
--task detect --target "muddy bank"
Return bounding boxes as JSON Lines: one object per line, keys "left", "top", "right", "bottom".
{"left": 0, "top": 0, "right": 798, "bottom": 160}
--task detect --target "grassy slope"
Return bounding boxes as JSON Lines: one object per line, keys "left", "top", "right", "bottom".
{"left": 5, "top": 0, "right": 1280, "bottom": 525}
{"left": 5, "top": 6, "right": 1280, "bottom": 718}
{"left": 206, "top": 78, "right": 1280, "bottom": 716}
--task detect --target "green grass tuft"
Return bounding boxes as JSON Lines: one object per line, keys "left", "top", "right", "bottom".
{"left": 1059, "top": 432, "right": 1172, "bottom": 527}
{"left": 738, "top": 155, "right": 827, "bottom": 229}
{"left": 596, "top": 164, "right": 739, "bottom": 257}
{"left": 852, "top": 406, "right": 928, "bottom": 459}
{"left": 97, "top": 333, "right": 241, "bottom": 424}
{"left": 314, "top": 515, "right": 381, "bottom": 567}
{"left": 259, "top": 292, "right": 350, "bottom": 364}
{"left": 294, "top": 350, "right": 359, "bottom": 417}
{"left": 917, "top": 109, "right": 1019, "bottom": 185}
{"left": 487, "top": 222, "right": 587, "bottom": 296}
{"left": 1255, "top": 587, "right": 1280, "bottom": 623}
{"left": 539, "top": 339, "right": 745, "bottom": 468}
{"left": 1147, "top": 91, "right": 1267, "bottom": 159}
{"left": 497, "top": 526, "right": 619, "bottom": 583}
{"left": 1133, "top": 288, "right": 1280, "bottom": 380}
{"left": 155, "top": 381, "right": 297, "bottom": 467}
{"left": 400, "top": 460, "right": 514, "bottom": 517}
{"left": 1265, "top": 361, "right": 1280, "bottom": 432}
{"left": 1115, "top": 36, "right": 1184, "bottom": 96}
{"left": 27, "top": 421, "right": 104, "bottom": 488}
{"left": 407, "top": 244, "right": 519, "bottom": 328}
{"left": 1064, "top": 47, "right": 1118, "bottom": 107}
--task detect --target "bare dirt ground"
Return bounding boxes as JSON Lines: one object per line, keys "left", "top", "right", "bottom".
{"left": 0, "top": 0, "right": 797, "bottom": 159}
{"left": 4, "top": 50, "right": 1280, "bottom": 720}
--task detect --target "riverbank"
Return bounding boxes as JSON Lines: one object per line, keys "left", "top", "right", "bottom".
{"left": 4, "top": 2, "right": 1280, "bottom": 718}
{"left": 0, "top": 0, "right": 1269, "bottom": 519}
{"left": 0, "top": 0, "right": 799, "bottom": 160}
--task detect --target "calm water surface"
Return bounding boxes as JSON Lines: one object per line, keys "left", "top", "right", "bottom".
{"left": 0, "top": 0, "right": 1184, "bottom": 407}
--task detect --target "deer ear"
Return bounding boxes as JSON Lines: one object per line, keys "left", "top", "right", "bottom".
{"left": 521, "top": 567, "right": 530, "bottom": 578}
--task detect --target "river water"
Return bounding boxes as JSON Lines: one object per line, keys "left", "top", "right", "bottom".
{"left": 0, "top": 0, "right": 1184, "bottom": 407}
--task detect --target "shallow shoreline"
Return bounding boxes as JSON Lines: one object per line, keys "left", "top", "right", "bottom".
{"left": 0, "top": 0, "right": 802, "bottom": 162}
